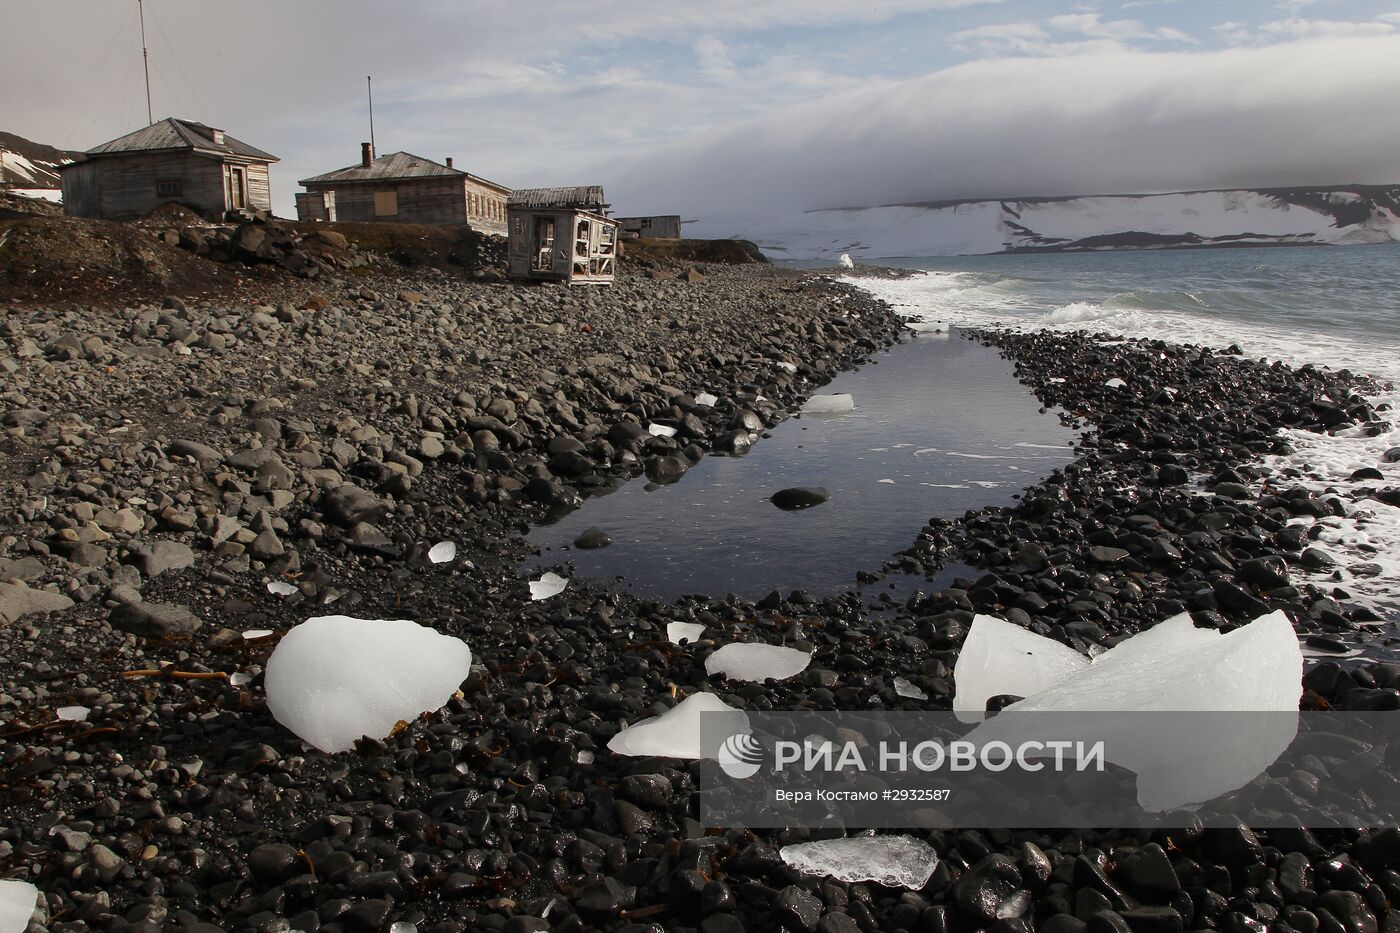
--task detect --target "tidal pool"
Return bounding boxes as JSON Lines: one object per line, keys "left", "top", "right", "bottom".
{"left": 526, "top": 329, "right": 1077, "bottom": 601}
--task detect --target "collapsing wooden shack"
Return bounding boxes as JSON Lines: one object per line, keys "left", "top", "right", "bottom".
{"left": 507, "top": 186, "right": 619, "bottom": 285}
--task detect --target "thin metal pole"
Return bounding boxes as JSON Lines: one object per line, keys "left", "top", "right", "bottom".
{"left": 367, "top": 75, "right": 375, "bottom": 159}
{"left": 138, "top": 0, "right": 153, "bottom": 124}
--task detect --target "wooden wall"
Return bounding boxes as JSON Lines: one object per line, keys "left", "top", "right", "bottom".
{"left": 309, "top": 176, "right": 467, "bottom": 225}
{"left": 465, "top": 177, "right": 508, "bottom": 235}
{"left": 60, "top": 161, "right": 101, "bottom": 218}
{"left": 60, "top": 152, "right": 274, "bottom": 221}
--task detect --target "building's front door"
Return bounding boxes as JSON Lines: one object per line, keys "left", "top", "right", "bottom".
{"left": 227, "top": 166, "right": 246, "bottom": 210}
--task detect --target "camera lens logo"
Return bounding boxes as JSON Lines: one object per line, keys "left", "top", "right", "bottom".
{"left": 717, "top": 733, "right": 765, "bottom": 779}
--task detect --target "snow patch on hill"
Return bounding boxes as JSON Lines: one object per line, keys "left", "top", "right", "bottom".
{"left": 742, "top": 186, "right": 1400, "bottom": 260}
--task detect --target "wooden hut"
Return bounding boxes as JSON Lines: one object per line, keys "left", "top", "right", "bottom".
{"left": 59, "top": 118, "right": 277, "bottom": 221}
{"left": 615, "top": 215, "right": 682, "bottom": 239}
{"left": 507, "top": 186, "right": 619, "bottom": 285}
{"left": 297, "top": 145, "right": 508, "bottom": 233}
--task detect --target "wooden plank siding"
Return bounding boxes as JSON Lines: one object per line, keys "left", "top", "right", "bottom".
{"left": 302, "top": 176, "right": 508, "bottom": 231}
{"left": 61, "top": 152, "right": 274, "bottom": 221}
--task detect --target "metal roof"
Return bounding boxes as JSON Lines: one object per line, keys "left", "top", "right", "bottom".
{"left": 299, "top": 151, "right": 508, "bottom": 188}
{"left": 508, "top": 186, "right": 607, "bottom": 210}
{"left": 77, "top": 118, "right": 277, "bottom": 162}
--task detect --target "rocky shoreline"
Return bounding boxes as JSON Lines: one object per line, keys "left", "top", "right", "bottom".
{"left": 3, "top": 261, "right": 1399, "bottom": 933}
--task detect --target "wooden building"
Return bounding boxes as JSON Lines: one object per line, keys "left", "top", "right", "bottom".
{"left": 59, "top": 118, "right": 277, "bottom": 221}
{"left": 507, "top": 186, "right": 619, "bottom": 286}
{"left": 297, "top": 145, "right": 508, "bottom": 233}
{"left": 615, "top": 215, "right": 682, "bottom": 239}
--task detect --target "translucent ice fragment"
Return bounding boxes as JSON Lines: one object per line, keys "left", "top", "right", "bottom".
{"left": 668, "top": 621, "right": 707, "bottom": 645}
{"left": 705, "top": 643, "right": 811, "bottom": 681}
{"left": 265, "top": 615, "right": 472, "bottom": 753}
{"left": 607, "top": 692, "right": 749, "bottom": 760}
{"left": 781, "top": 835, "right": 939, "bottom": 889}
{"left": 953, "top": 615, "right": 1090, "bottom": 722}
{"left": 530, "top": 572, "right": 568, "bottom": 601}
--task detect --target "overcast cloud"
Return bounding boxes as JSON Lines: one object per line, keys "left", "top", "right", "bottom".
{"left": 5, "top": 0, "right": 1400, "bottom": 229}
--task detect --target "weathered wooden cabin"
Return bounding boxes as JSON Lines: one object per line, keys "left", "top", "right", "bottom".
{"left": 59, "top": 118, "right": 277, "bottom": 221}
{"left": 297, "top": 145, "right": 508, "bottom": 233}
{"left": 507, "top": 187, "right": 619, "bottom": 285}
{"left": 615, "top": 215, "right": 682, "bottom": 239}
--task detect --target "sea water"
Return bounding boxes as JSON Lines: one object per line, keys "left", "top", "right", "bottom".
{"left": 846, "top": 243, "right": 1400, "bottom": 619}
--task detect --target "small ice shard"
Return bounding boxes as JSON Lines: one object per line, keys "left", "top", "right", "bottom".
{"left": 893, "top": 677, "right": 927, "bottom": 700}
{"left": 530, "top": 572, "right": 568, "bottom": 601}
{"left": 265, "top": 615, "right": 473, "bottom": 753}
{"left": 267, "top": 580, "right": 298, "bottom": 597}
{"left": 56, "top": 705, "right": 90, "bottom": 722}
{"left": 390, "top": 923, "right": 417, "bottom": 933}
{"left": 428, "top": 541, "right": 457, "bottom": 564}
{"left": 966, "top": 611, "right": 1303, "bottom": 811}
{"left": 954, "top": 615, "right": 1090, "bottom": 722}
{"left": 648, "top": 423, "right": 678, "bottom": 438}
{"left": 775, "top": 361, "right": 798, "bottom": 373}
{"left": 1048, "top": 377, "right": 1066, "bottom": 383}
{"left": 1105, "top": 377, "right": 1127, "bottom": 388}
{"left": 802, "top": 393, "right": 855, "bottom": 415}
{"left": 695, "top": 392, "right": 718, "bottom": 407}
{"left": 577, "top": 749, "right": 595, "bottom": 764}
{"left": 0, "top": 879, "right": 39, "bottom": 933}
{"left": 608, "top": 691, "right": 749, "bottom": 759}
{"left": 878, "top": 478, "right": 896, "bottom": 485}
{"left": 705, "top": 643, "right": 812, "bottom": 681}
{"left": 230, "top": 672, "right": 252, "bottom": 686}
{"left": 242, "top": 629, "right": 274, "bottom": 640}
{"left": 668, "top": 621, "right": 707, "bottom": 645}
{"left": 781, "top": 835, "right": 939, "bottom": 889}
{"left": 838, "top": 253, "right": 855, "bottom": 269}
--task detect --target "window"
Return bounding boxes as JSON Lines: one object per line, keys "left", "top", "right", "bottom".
{"left": 374, "top": 190, "right": 399, "bottom": 216}
{"left": 156, "top": 179, "right": 182, "bottom": 197}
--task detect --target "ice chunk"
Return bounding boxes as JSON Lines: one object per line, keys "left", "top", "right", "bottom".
{"left": 243, "top": 629, "right": 274, "bottom": 640}
{"left": 668, "top": 621, "right": 707, "bottom": 645}
{"left": 953, "top": 615, "right": 1090, "bottom": 722}
{"left": 428, "top": 541, "right": 457, "bottom": 564}
{"left": 608, "top": 691, "right": 749, "bottom": 759}
{"left": 56, "top": 705, "right": 90, "bottom": 722}
{"left": 265, "top": 615, "right": 472, "bottom": 753}
{"left": 390, "top": 923, "right": 417, "bottom": 933}
{"left": 648, "top": 423, "right": 678, "bottom": 438}
{"left": 530, "top": 572, "right": 568, "bottom": 601}
{"left": 781, "top": 835, "right": 939, "bottom": 889}
{"left": 577, "top": 749, "right": 595, "bottom": 764}
{"left": 967, "top": 611, "right": 1303, "bottom": 810}
{"left": 267, "top": 580, "right": 298, "bottom": 597}
{"left": 838, "top": 253, "right": 855, "bottom": 269}
{"left": 705, "top": 643, "right": 812, "bottom": 681}
{"left": 0, "top": 879, "right": 39, "bottom": 933}
{"left": 775, "top": 361, "right": 798, "bottom": 373}
{"left": 230, "top": 672, "right": 252, "bottom": 687}
{"left": 802, "top": 393, "right": 855, "bottom": 415}
{"left": 893, "top": 677, "right": 926, "bottom": 700}
{"left": 695, "top": 392, "right": 718, "bottom": 407}
{"left": 1105, "top": 377, "right": 1127, "bottom": 388}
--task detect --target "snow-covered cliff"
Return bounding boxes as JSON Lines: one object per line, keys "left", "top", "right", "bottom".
{"left": 742, "top": 186, "right": 1400, "bottom": 260}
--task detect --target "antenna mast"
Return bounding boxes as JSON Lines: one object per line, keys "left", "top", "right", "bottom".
{"left": 138, "top": 0, "right": 153, "bottom": 125}
{"left": 367, "top": 75, "right": 376, "bottom": 159}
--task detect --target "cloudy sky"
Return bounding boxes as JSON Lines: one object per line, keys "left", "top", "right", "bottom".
{"left": 6, "top": 0, "right": 1400, "bottom": 228}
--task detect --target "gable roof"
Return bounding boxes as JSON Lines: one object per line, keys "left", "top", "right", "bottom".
{"left": 72, "top": 118, "right": 277, "bottom": 163}
{"left": 299, "top": 151, "right": 508, "bottom": 191}
{"left": 508, "top": 186, "right": 608, "bottom": 211}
